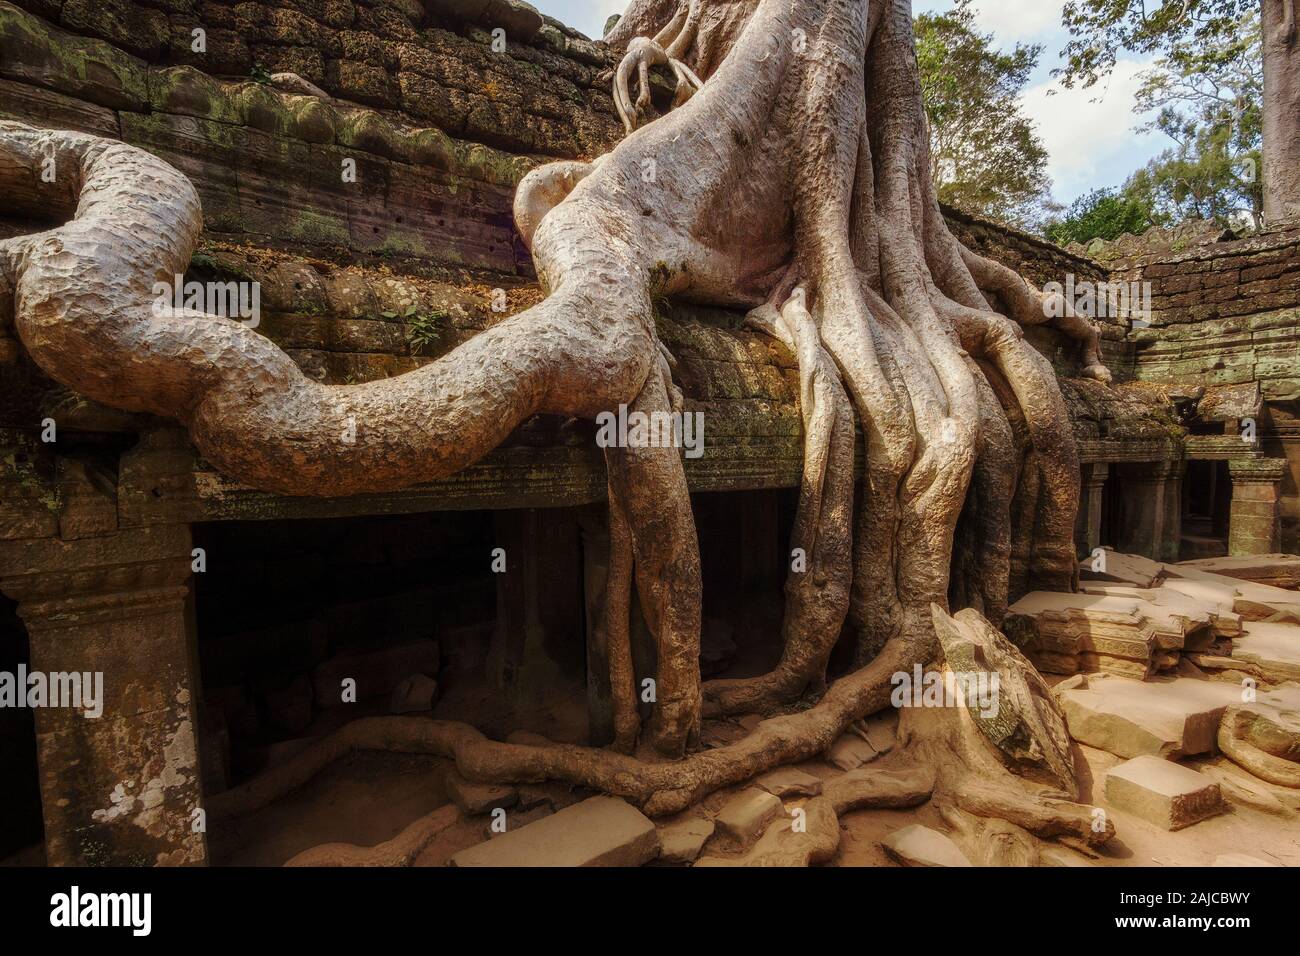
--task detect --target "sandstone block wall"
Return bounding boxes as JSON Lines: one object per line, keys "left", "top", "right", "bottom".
{"left": 0, "top": 0, "right": 1128, "bottom": 510}
{"left": 1109, "top": 227, "right": 1300, "bottom": 551}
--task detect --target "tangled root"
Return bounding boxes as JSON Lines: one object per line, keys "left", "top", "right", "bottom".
{"left": 1, "top": 0, "right": 1115, "bottom": 848}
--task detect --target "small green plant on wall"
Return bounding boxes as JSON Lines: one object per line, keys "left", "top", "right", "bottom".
{"left": 397, "top": 306, "right": 445, "bottom": 356}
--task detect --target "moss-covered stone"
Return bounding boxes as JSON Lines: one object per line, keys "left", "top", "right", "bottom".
{"left": 0, "top": 0, "right": 149, "bottom": 110}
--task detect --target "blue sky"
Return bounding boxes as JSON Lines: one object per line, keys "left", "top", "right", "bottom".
{"left": 531, "top": 0, "right": 1168, "bottom": 208}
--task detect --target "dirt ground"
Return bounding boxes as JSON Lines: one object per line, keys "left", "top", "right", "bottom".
{"left": 211, "top": 712, "right": 1300, "bottom": 867}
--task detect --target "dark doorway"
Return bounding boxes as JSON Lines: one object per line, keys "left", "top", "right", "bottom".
{"left": 1180, "top": 459, "right": 1230, "bottom": 559}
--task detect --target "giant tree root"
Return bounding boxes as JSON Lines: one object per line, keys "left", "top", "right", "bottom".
{"left": 282, "top": 804, "right": 462, "bottom": 867}
{"left": 703, "top": 287, "right": 856, "bottom": 716}
{"left": 3, "top": 0, "right": 1113, "bottom": 817}
{"left": 1219, "top": 706, "right": 1300, "bottom": 788}
{"left": 888, "top": 605, "right": 1114, "bottom": 865}
{"left": 209, "top": 623, "right": 929, "bottom": 823}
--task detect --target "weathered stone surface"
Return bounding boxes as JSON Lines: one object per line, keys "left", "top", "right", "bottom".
{"left": 1229, "top": 622, "right": 1300, "bottom": 681}
{"left": 826, "top": 733, "right": 877, "bottom": 771}
{"left": 1055, "top": 673, "right": 1239, "bottom": 759}
{"left": 450, "top": 796, "right": 658, "bottom": 867}
{"left": 1179, "top": 554, "right": 1300, "bottom": 589}
{"left": 1165, "top": 562, "right": 1300, "bottom": 622}
{"left": 1104, "top": 755, "right": 1225, "bottom": 830}
{"left": 444, "top": 771, "right": 518, "bottom": 815}
{"left": 935, "top": 606, "right": 1078, "bottom": 794}
{"left": 1006, "top": 592, "right": 1159, "bottom": 679}
{"left": 756, "top": 767, "right": 823, "bottom": 798}
{"left": 1080, "top": 549, "right": 1164, "bottom": 588}
{"left": 881, "top": 824, "right": 973, "bottom": 867}
{"left": 713, "top": 787, "right": 785, "bottom": 848}
{"left": 695, "top": 800, "right": 838, "bottom": 867}
{"left": 0, "top": 0, "right": 149, "bottom": 110}
{"left": 656, "top": 816, "right": 714, "bottom": 864}
{"left": 1080, "top": 583, "right": 1231, "bottom": 644}
{"left": 0, "top": 524, "right": 206, "bottom": 865}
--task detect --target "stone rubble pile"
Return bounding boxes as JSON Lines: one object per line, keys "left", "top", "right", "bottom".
{"left": 1004, "top": 548, "right": 1300, "bottom": 684}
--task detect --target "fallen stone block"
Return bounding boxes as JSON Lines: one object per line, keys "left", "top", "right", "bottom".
{"left": 444, "top": 771, "right": 518, "bottom": 816}
{"left": 450, "top": 796, "right": 658, "bottom": 867}
{"left": 1164, "top": 564, "right": 1300, "bottom": 622}
{"left": 1081, "top": 583, "right": 1232, "bottom": 645}
{"left": 312, "top": 640, "right": 439, "bottom": 708}
{"left": 1229, "top": 622, "right": 1300, "bottom": 682}
{"left": 1178, "top": 554, "right": 1300, "bottom": 590}
{"left": 756, "top": 767, "right": 823, "bottom": 798}
{"left": 656, "top": 816, "right": 715, "bottom": 864}
{"left": 696, "top": 800, "right": 838, "bottom": 867}
{"left": 826, "top": 733, "right": 878, "bottom": 771}
{"left": 881, "top": 824, "right": 972, "bottom": 867}
{"left": 1005, "top": 592, "right": 1163, "bottom": 679}
{"left": 1080, "top": 549, "right": 1163, "bottom": 588}
{"left": 714, "top": 787, "right": 785, "bottom": 848}
{"left": 1055, "top": 673, "right": 1239, "bottom": 759}
{"left": 1104, "top": 755, "right": 1225, "bottom": 830}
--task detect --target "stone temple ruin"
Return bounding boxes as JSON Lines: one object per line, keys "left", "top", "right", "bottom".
{"left": 0, "top": 0, "right": 1298, "bottom": 869}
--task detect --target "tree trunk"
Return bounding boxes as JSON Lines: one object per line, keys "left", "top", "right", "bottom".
{"left": 1263, "top": 0, "right": 1300, "bottom": 224}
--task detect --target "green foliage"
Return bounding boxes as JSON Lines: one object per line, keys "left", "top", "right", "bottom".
{"left": 1058, "top": 0, "right": 1253, "bottom": 91}
{"left": 1121, "top": 10, "right": 1263, "bottom": 229}
{"left": 403, "top": 306, "right": 445, "bottom": 356}
{"left": 1043, "top": 188, "right": 1155, "bottom": 246}
{"left": 915, "top": 0, "right": 1054, "bottom": 229}
{"left": 250, "top": 63, "right": 273, "bottom": 85}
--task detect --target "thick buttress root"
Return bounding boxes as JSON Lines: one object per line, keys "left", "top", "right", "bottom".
{"left": 1, "top": 0, "right": 1112, "bottom": 838}
{"left": 209, "top": 620, "right": 930, "bottom": 822}
{"left": 703, "top": 287, "right": 856, "bottom": 716}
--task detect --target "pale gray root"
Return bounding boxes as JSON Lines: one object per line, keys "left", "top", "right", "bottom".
{"left": 602, "top": 476, "right": 641, "bottom": 752}
{"left": 703, "top": 287, "right": 856, "bottom": 715}
{"left": 1220, "top": 706, "right": 1300, "bottom": 788}
{"left": 282, "top": 804, "right": 461, "bottom": 866}
{"left": 269, "top": 73, "right": 331, "bottom": 100}
{"left": 2, "top": 0, "right": 1111, "bottom": 814}
{"left": 1264, "top": 0, "right": 1300, "bottom": 223}
{"left": 206, "top": 621, "right": 931, "bottom": 822}
{"left": 0, "top": 109, "right": 708, "bottom": 755}
{"left": 894, "top": 606, "right": 1115, "bottom": 863}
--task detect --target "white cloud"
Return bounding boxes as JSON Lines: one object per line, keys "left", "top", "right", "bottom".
{"left": 1019, "top": 57, "right": 1163, "bottom": 203}
{"left": 966, "top": 0, "right": 1064, "bottom": 42}
{"left": 914, "top": 0, "right": 1065, "bottom": 43}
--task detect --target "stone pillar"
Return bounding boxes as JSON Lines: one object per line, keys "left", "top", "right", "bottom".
{"left": 1080, "top": 463, "right": 1109, "bottom": 556}
{"left": 1115, "top": 461, "right": 1173, "bottom": 560}
{"left": 1160, "top": 459, "right": 1186, "bottom": 563}
{"left": 0, "top": 523, "right": 207, "bottom": 866}
{"left": 1227, "top": 459, "right": 1286, "bottom": 556}
{"left": 576, "top": 507, "right": 613, "bottom": 746}
{"left": 489, "top": 508, "right": 584, "bottom": 705}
